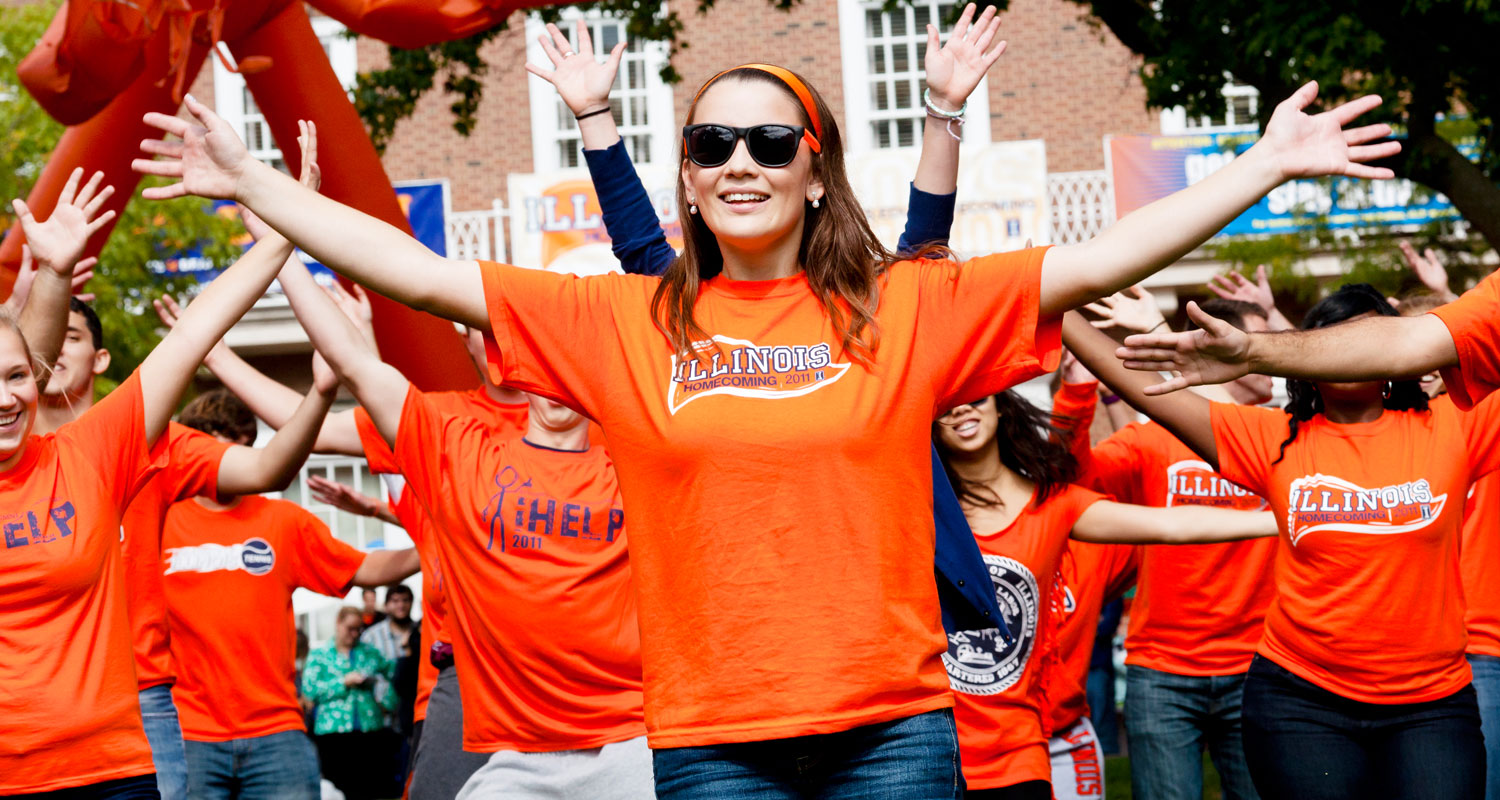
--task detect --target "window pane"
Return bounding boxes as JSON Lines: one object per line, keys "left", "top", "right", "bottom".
{"left": 873, "top": 82, "right": 889, "bottom": 111}
{"left": 892, "top": 43, "right": 909, "bottom": 73}
{"left": 890, "top": 9, "right": 907, "bottom": 37}
{"left": 896, "top": 117, "right": 915, "bottom": 148}
{"left": 894, "top": 79, "right": 912, "bottom": 110}
{"left": 628, "top": 60, "right": 644, "bottom": 88}
{"left": 873, "top": 121, "right": 890, "bottom": 148}
{"left": 601, "top": 23, "right": 620, "bottom": 50}
{"left": 865, "top": 8, "right": 882, "bottom": 37}
{"left": 914, "top": 5, "right": 930, "bottom": 30}
{"left": 869, "top": 44, "right": 886, "bottom": 74}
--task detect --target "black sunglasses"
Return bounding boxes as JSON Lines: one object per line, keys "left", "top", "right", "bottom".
{"left": 682, "top": 124, "right": 819, "bottom": 169}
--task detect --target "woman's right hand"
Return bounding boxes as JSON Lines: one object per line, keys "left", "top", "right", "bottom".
{"left": 343, "top": 671, "right": 367, "bottom": 688}
{"left": 135, "top": 94, "right": 253, "bottom": 202}
{"left": 525, "top": 20, "right": 625, "bottom": 117}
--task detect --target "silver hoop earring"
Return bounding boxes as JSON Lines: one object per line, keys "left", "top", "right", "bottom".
{"left": 811, "top": 197, "right": 820, "bottom": 209}
{"left": 689, "top": 203, "right": 698, "bottom": 215}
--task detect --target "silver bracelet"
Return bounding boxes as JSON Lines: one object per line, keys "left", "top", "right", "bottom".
{"left": 922, "top": 88, "right": 967, "bottom": 119}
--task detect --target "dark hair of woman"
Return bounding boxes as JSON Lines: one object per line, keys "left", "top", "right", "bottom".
{"left": 933, "top": 390, "right": 1080, "bottom": 509}
{"left": 654, "top": 67, "right": 913, "bottom": 366}
{"left": 1275, "top": 282, "right": 1429, "bottom": 464}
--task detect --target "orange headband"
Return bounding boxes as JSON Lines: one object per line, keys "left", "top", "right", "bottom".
{"left": 693, "top": 63, "right": 823, "bottom": 152}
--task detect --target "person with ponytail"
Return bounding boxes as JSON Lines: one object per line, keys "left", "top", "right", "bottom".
{"left": 1065, "top": 284, "right": 1500, "bottom": 799}
{"left": 136, "top": 54, "right": 1393, "bottom": 795}
{"left": 932, "top": 388, "right": 1275, "bottom": 800}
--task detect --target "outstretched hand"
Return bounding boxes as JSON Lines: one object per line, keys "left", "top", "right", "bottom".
{"left": 525, "top": 20, "right": 625, "bottom": 116}
{"left": 1058, "top": 349, "right": 1097, "bottom": 385}
{"left": 134, "top": 94, "right": 253, "bottom": 201}
{"left": 1398, "top": 241, "right": 1454, "bottom": 300}
{"left": 12, "top": 167, "right": 116, "bottom": 276}
{"left": 1116, "top": 301, "right": 1253, "bottom": 395}
{"left": 1208, "top": 265, "right": 1275, "bottom": 314}
{"left": 308, "top": 474, "right": 386, "bottom": 520}
{"left": 1082, "top": 286, "right": 1166, "bottom": 334}
{"left": 4, "top": 247, "right": 97, "bottom": 315}
{"left": 924, "top": 3, "right": 1006, "bottom": 111}
{"left": 1258, "top": 81, "right": 1400, "bottom": 181}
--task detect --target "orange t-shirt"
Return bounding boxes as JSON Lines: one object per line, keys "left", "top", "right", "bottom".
{"left": 0, "top": 372, "right": 166, "bottom": 794}
{"left": 1431, "top": 269, "right": 1500, "bottom": 410}
{"left": 355, "top": 388, "right": 528, "bottom": 722}
{"left": 1211, "top": 397, "right": 1500, "bottom": 702}
{"left": 1441, "top": 392, "right": 1500, "bottom": 657}
{"left": 1046, "top": 541, "right": 1138, "bottom": 733}
{"left": 1075, "top": 419, "right": 1276, "bottom": 676}
{"left": 163, "top": 494, "right": 367, "bottom": 741}
{"left": 479, "top": 250, "right": 1060, "bottom": 747}
{"left": 120, "top": 422, "right": 231, "bottom": 690}
{"left": 388, "top": 386, "right": 643, "bottom": 751}
{"left": 949, "top": 484, "right": 1105, "bottom": 789}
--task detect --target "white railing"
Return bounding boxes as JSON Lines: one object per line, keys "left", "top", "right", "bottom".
{"left": 1049, "top": 170, "right": 1115, "bottom": 245}
{"left": 446, "top": 199, "right": 508, "bottom": 262}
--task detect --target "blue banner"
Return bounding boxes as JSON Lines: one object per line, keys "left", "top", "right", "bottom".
{"left": 151, "top": 179, "right": 450, "bottom": 286}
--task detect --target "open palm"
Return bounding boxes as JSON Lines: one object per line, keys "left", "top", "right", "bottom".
{"left": 14, "top": 167, "right": 115, "bottom": 275}
{"left": 1260, "top": 82, "right": 1400, "bottom": 180}
{"left": 134, "top": 95, "right": 253, "bottom": 201}
{"left": 1118, "top": 302, "right": 1253, "bottom": 395}
{"left": 924, "top": 3, "right": 1006, "bottom": 110}
{"left": 525, "top": 20, "right": 625, "bottom": 116}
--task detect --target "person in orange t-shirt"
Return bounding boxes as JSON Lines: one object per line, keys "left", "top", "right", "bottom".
{"left": 1069, "top": 284, "right": 1500, "bottom": 800}
{"left": 160, "top": 389, "right": 419, "bottom": 800}
{"left": 0, "top": 171, "right": 317, "bottom": 797}
{"left": 1057, "top": 298, "right": 1277, "bottom": 800}
{"left": 1045, "top": 540, "right": 1137, "bottom": 800}
{"left": 933, "top": 390, "right": 1274, "bottom": 799}
{"left": 29, "top": 293, "right": 339, "bottom": 800}
{"left": 270, "top": 230, "right": 649, "bottom": 796}
{"left": 1396, "top": 288, "right": 1500, "bottom": 800}
{"left": 148, "top": 46, "right": 1396, "bottom": 794}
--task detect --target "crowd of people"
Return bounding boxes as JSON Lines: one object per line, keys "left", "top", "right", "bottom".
{"left": 4, "top": 5, "right": 1500, "bottom": 799}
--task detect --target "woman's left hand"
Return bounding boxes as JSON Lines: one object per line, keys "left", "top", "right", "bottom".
{"left": 924, "top": 3, "right": 1007, "bottom": 112}
{"left": 1257, "top": 81, "right": 1401, "bottom": 181}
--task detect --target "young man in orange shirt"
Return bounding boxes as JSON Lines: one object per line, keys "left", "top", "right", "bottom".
{"left": 1058, "top": 297, "right": 1277, "bottom": 800}
{"left": 162, "top": 389, "right": 419, "bottom": 800}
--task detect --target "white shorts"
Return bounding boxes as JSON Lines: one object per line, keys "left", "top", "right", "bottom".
{"left": 456, "top": 735, "right": 655, "bottom": 800}
{"left": 1048, "top": 717, "right": 1106, "bottom": 799}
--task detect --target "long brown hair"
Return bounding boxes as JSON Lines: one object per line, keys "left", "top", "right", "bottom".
{"left": 653, "top": 66, "right": 894, "bottom": 364}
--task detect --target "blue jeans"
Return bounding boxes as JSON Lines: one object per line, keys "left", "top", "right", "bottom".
{"left": 9, "top": 775, "right": 160, "bottom": 799}
{"left": 1243, "top": 655, "right": 1484, "bottom": 800}
{"left": 183, "top": 730, "right": 321, "bottom": 800}
{"left": 652, "top": 708, "right": 963, "bottom": 799}
{"left": 138, "top": 686, "right": 187, "bottom": 800}
{"left": 1471, "top": 654, "right": 1500, "bottom": 800}
{"left": 1124, "top": 664, "right": 1259, "bottom": 800}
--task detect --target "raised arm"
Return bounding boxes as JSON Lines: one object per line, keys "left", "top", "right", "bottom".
{"left": 530, "top": 20, "right": 676, "bottom": 276}
{"left": 11, "top": 168, "right": 114, "bottom": 386}
{"left": 1071, "top": 502, "right": 1278, "bottom": 544}
{"left": 1039, "top": 82, "right": 1399, "bottom": 315}
{"left": 1062, "top": 310, "right": 1218, "bottom": 468}
{"left": 139, "top": 233, "right": 294, "bottom": 444}
{"left": 278, "top": 251, "right": 409, "bottom": 450}
{"left": 1117, "top": 300, "right": 1457, "bottom": 394}
{"left": 308, "top": 475, "right": 402, "bottom": 526}
{"left": 213, "top": 355, "right": 338, "bottom": 495}
{"left": 133, "top": 98, "right": 486, "bottom": 329}
{"left": 351, "top": 547, "right": 421, "bottom": 587}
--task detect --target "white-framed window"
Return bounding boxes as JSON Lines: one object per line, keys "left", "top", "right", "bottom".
{"left": 837, "top": 0, "right": 992, "bottom": 153}
{"left": 525, "top": 12, "right": 676, "bottom": 170}
{"left": 213, "top": 16, "right": 358, "bottom": 169}
{"left": 1159, "top": 81, "right": 1260, "bottom": 134}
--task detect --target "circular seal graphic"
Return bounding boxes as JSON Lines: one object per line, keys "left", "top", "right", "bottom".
{"left": 943, "top": 555, "right": 1039, "bottom": 696}
{"left": 240, "top": 538, "right": 277, "bottom": 576}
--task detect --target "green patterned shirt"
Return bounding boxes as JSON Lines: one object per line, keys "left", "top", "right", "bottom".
{"left": 301, "top": 642, "right": 395, "bottom": 735}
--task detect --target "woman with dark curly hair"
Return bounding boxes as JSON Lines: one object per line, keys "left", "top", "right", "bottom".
{"left": 932, "top": 390, "right": 1274, "bottom": 799}
{"left": 1065, "top": 284, "right": 1500, "bottom": 799}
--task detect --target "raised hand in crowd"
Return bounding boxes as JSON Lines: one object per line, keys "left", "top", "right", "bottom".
{"left": 1116, "top": 301, "right": 1257, "bottom": 395}
{"left": 913, "top": 3, "right": 1005, "bottom": 196}
{"left": 1399, "top": 240, "right": 1457, "bottom": 302}
{"left": 1208, "top": 265, "right": 1293, "bottom": 330}
{"left": 526, "top": 20, "right": 626, "bottom": 150}
{"left": 308, "top": 475, "right": 401, "bottom": 526}
{"left": 1082, "top": 285, "right": 1166, "bottom": 335}
{"left": 3, "top": 248, "right": 95, "bottom": 316}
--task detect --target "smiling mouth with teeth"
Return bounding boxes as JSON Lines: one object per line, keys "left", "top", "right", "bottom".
{"left": 721, "top": 192, "right": 770, "bottom": 203}
{"left": 0, "top": 412, "right": 19, "bottom": 426}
